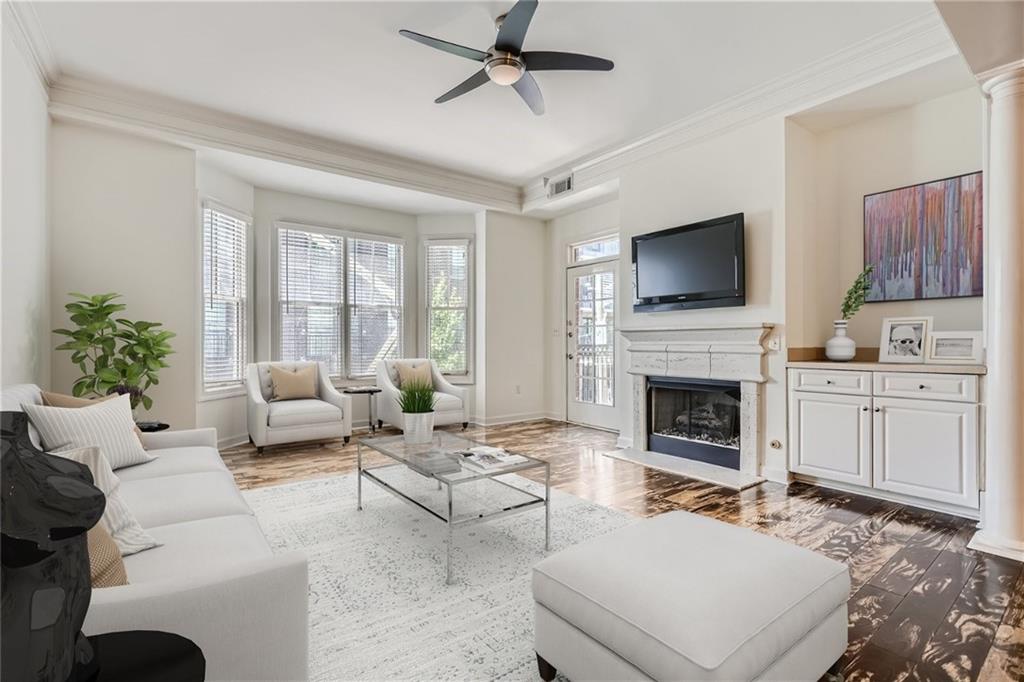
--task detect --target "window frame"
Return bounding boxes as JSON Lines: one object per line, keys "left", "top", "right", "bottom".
{"left": 420, "top": 236, "right": 475, "bottom": 382}
{"left": 568, "top": 233, "right": 620, "bottom": 265}
{"left": 197, "top": 199, "right": 254, "bottom": 401}
{"left": 272, "top": 221, "right": 406, "bottom": 382}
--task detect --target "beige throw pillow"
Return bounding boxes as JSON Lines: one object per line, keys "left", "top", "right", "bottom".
{"left": 41, "top": 390, "right": 147, "bottom": 448}
{"left": 396, "top": 361, "right": 432, "bottom": 388}
{"left": 269, "top": 365, "right": 318, "bottom": 401}
{"left": 87, "top": 525, "right": 129, "bottom": 588}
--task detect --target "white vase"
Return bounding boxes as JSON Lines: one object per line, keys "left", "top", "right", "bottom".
{"left": 403, "top": 411, "right": 435, "bottom": 445}
{"left": 825, "top": 320, "right": 857, "bottom": 361}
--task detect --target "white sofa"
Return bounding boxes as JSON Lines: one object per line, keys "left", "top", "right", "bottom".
{"left": 246, "top": 361, "right": 352, "bottom": 453}
{"left": 375, "top": 359, "right": 469, "bottom": 430}
{"left": 2, "top": 384, "right": 309, "bottom": 682}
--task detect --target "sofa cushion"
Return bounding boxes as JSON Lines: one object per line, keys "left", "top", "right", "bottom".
{"left": 119, "top": 472, "right": 253, "bottom": 528}
{"left": 117, "top": 446, "right": 229, "bottom": 481}
{"left": 121, "top": 515, "right": 272, "bottom": 583}
{"left": 433, "top": 393, "right": 463, "bottom": 413}
{"left": 267, "top": 399, "right": 341, "bottom": 428}
{"left": 532, "top": 511, "right": 850, "bottom": 681}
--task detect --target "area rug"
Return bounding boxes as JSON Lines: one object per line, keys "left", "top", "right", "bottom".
{"left": 243, "top": 470, "right": 634, "bottom": 681}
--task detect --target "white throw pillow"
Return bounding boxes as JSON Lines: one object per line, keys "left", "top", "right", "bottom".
{"left": 23, "top": 394, "right": 156, "bottom": 470}
{"left": 56, "top": 445, "right": 161, "bottom": 556}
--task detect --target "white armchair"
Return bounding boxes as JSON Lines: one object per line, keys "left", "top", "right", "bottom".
{"left": 376, "top": 359, "right": 469, "bottom": 431}
{"left": 246, "top": 361, "right": 352, "bottom": 453}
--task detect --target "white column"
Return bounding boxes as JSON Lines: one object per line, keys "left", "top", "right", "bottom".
{"left": 970, "top": 68, "right": 1024, "bottom": 561}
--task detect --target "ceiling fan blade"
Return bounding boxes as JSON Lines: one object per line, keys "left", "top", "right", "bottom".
{"left": 399, "top": 29, "right": 488, "bottom": 62}
{"left": 512, "top": 71, "right": 545, "bottom": 115}
{"left": 522, "top": 51, "right": 614, "bottom": 72}
{"left": 435, "top": 69, "right": 491, "bottom": 104}
{"left": 495, "top": 0, "right": 538, "bottom": 54}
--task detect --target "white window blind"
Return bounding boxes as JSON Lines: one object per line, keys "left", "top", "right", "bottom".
{"left": 278, "top": 227, "right": 345, "bottom": 377}
{"left": 202, "top": 206, "right": 249, "bottom": 390}
{"left": 348, "top": 238, "right": 403, "bottom": 377}
{"left": 425, "top": 240, "right": 470, "bottom": 375}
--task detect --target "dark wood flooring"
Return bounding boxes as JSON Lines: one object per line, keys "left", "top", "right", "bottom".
{"left": 222, "top": 420, "right": 1023, "bottom": 681}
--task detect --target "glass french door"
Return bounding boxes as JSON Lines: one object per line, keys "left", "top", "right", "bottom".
{"left": 566, "top": 261, "right": 619, "bottom": 430}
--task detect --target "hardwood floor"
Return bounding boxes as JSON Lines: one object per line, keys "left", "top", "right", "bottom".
{"left": 222, "top": 420, "right": 1023, "bottom": 681}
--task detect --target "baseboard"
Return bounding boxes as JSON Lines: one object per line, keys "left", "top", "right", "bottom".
{"left": 967, "top": 531, "right": 1024, "bottom": 562}
{"left": 471, "top": 412, "right": 550, "bottom": 427}
{"left": 792, "top": 473, "right": 980, "bottom": 520}
{"left": 615, "top": 436, "right": 633, "bottom": 449}
{"left": 762, "top": 467, "right": 792, "bottom": 485}
{"left": 218, "top": 433, "right": 249, "bottom": 449}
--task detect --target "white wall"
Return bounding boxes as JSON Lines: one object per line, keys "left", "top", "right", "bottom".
{"left": 615, "top": 117, "right": 790, "bottom": 479}
{"left": 194, "top": 163, "right": 255, "bottom": 445}
{"left": 50, "top": 122, "right": 198, "bottom": 428}
{"left": 2, "top": 29, "right": 51, "bottom": 387}
{"left": 480, "top": 211, "right": 547, "bottom": 424}
{"left": 811, "top": 87, "right": 987, "bottom": 348}
{"left": 544, "top": 200, "right": 620, "bottom": 421}
{"left": 253, "top": 188, "right": 419, "bottom": 429}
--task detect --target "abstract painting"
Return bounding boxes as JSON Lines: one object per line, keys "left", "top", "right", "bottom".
{"left": 864, "top": 171, "right": 983, "bottom": 302}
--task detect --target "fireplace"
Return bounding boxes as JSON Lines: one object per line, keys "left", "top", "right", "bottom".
{"left": 647, "top": 377, "right": 742, "bottom": 470}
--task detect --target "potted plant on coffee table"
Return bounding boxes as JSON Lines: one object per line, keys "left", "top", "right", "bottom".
{"left": 397, "top": 380, "right": 437, "bottom": 445}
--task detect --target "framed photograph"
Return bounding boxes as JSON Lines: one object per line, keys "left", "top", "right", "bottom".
{"left": 878, "top": 316, "right": 932, "bottom": 363}
{"left": 864, "top": 171, "right": 983, "bottom": 303}
{"left": 926, "top": 331, "right": 983, "bottom": 365}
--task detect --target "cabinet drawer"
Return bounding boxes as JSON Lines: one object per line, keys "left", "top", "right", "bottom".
{"left": 790, "top": 368, "right": 871, "bottom": 396}
{"left": 873, "top": 372, "right": 978, "bottom": 403}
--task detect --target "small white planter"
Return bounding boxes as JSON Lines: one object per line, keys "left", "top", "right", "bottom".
{"left": 825, "top": 320, "right": 857, "bottom": 361}
{"left": 403, "top": 411, "right": 435, "bottom": 445}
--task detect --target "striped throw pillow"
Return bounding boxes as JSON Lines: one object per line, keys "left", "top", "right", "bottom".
{"left": 22, "top": 394, "right": 156, "bottom": 470}
{"left": 56, "top": 445, "right": 160, "bottom": 557}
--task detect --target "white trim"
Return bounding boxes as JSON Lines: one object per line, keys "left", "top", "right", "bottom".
{"left": 218, "top": 432, "right": 250, "bottom": 449}
{"left": 977, "top": 59, "right": 1024, "bottom": 86}
{"left": 522, "top": 12, "right": 959, "bottom": 207}
{"left": 2, "top": 2, "right": 58, "bottom": 91}
{"left": 469, "top": 412, "right": 550, "bottom": 427}
{"left": 47, "top": 75, "right": 519, "bottom": 212}
{"left": 420, "top": 236, "right": 475, "bottom": 383}
{"left": 793, "top": 473, "right": 980, "bottom": 520}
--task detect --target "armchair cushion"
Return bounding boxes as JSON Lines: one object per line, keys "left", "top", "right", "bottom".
{"left": 269, "top": 364, "right": 317, "bottom": 401}
{"left": 395, "top": 360, "right": 432, "bottom": 388}
{"left": 434, "top": 393, "right": 464, "bottom": 413}
{"left": 267, "top": 399, "right": 342, "bottom": 428}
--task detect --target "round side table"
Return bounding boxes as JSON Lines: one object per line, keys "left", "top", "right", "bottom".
{"left": 342, "top": 387, "right": 383, "bottom": 434}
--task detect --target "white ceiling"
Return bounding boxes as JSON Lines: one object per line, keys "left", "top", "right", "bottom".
{"left": 198, "top": 147, "right": 484, "bottom": 215}
{"left": 34, "top": 1, "right": 939, "bottom": 185}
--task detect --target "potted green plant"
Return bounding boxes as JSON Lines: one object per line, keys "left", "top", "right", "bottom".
{"left": 397, "top": 380, "right": 437, "bottom": 445}
{"left": 827, "top": 266, "right": 873, "bottom": 361}
{"left": 53, "top": 293, "right": 175, "bottom": 413}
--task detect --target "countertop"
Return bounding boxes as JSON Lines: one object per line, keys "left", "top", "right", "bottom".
{"left": 786, "top": 361, "right": 987, "bottom": 375}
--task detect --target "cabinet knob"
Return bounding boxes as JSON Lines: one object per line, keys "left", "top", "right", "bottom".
{"left": 919, "top": 384, "right": 927, "bottom": 390}
{"left": 874, "top": 407, "right": 881, "bottom": 413}
{"left": 862, "top": 406, "right": 869, "bottom": 412}
{"left": 826, "top": 379, "right": 834, "bottom": 385}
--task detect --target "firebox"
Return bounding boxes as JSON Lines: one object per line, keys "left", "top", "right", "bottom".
{"left": 647, "top": 377, "right": 741, "bottom": 470}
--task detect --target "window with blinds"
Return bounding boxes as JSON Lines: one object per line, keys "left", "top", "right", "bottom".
{"left": 425, "top": 240, "right": 471, "bottom": 375}
{"left": 277, "top": 226, "right": 404, "bottom": 379}
{"left": 202, "top": 206, "right": 249, "bottom": 390}
{"left": 348, "top": 238, "right": 403, "bottom": 377}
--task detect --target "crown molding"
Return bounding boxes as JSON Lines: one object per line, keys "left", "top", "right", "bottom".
{"left": 47, "top": 75, "right": 521, "bottom": 212}
{"left": 522, "top": 12, "right": 960, "bottom": 210}
{"left": 978, "top": 58, "right": 1024, "bottom": 87}
{"left": 2, "top": 1, "right": 58, "bottom": 91}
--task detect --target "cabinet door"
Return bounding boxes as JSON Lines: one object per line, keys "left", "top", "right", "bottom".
{"left": 789, "top": 391, "right": 872, "bottom": 486}
{"left": 872, "top": 397, "right": 979, "bottom": 509}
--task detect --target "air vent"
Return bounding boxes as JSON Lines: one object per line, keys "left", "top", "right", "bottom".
{"left": 547, "top": 174, "right": 574, "bottom": 198}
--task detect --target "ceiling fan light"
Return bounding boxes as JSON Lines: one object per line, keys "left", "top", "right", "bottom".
{"left": 485, "top": 58, "right": 524, "bottom": 86}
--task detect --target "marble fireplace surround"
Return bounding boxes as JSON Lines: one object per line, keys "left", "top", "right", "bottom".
{"left": 620, "top": 323, "right": 774, "bottom": 477}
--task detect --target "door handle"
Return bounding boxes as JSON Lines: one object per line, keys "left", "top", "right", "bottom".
{"left": 567, "top": 353, "right": 574, "bottom": 360}
{"left": 567, "top": 331, "right": 574, "bottom": 338}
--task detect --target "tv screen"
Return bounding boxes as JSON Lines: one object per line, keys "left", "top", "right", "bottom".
{"left": 632, "top": 213, "right": 745, "bottom": 312}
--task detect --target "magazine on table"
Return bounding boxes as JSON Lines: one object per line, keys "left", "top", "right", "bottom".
{"left": 456, "top": 445, "right": 529, "bottom": 471}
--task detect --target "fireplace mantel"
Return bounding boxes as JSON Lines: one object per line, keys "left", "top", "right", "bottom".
{"left": 620, "top": 323, "right": 776, "bottom": 477}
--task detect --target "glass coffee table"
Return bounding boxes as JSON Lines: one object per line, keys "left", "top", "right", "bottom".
{"left": 357, "top": 431, "right": 551, "bottom": 584}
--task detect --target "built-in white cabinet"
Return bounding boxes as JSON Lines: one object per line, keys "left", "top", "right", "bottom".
{"left": 789, "top": 392, "right": 872, "bottom": 487}
{"left": 788, "top": 364, "right": 984, "bottom": 516}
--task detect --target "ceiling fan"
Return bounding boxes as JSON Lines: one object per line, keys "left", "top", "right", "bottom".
{"left": 399, "top": 0, "right": 614, "bottom": 115}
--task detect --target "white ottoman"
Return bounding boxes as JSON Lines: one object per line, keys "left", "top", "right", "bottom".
{"left": 532, "top": 511, "right": 849, "bottom": 681}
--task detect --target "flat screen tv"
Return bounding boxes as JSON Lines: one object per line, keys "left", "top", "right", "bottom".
{"left": 632, "top": 213, "right": 745, "bottom": 312}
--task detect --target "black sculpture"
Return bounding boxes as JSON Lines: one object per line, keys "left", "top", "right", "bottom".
{"left": 2, "top": 410, "right": 106, "bottom": 681}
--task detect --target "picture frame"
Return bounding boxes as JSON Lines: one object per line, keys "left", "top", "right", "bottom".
{"left": 925, "top": 331, "right": 984, "bottom": 365}
{"left": 878, "top": 316, "right": 932, "bottom": 364}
